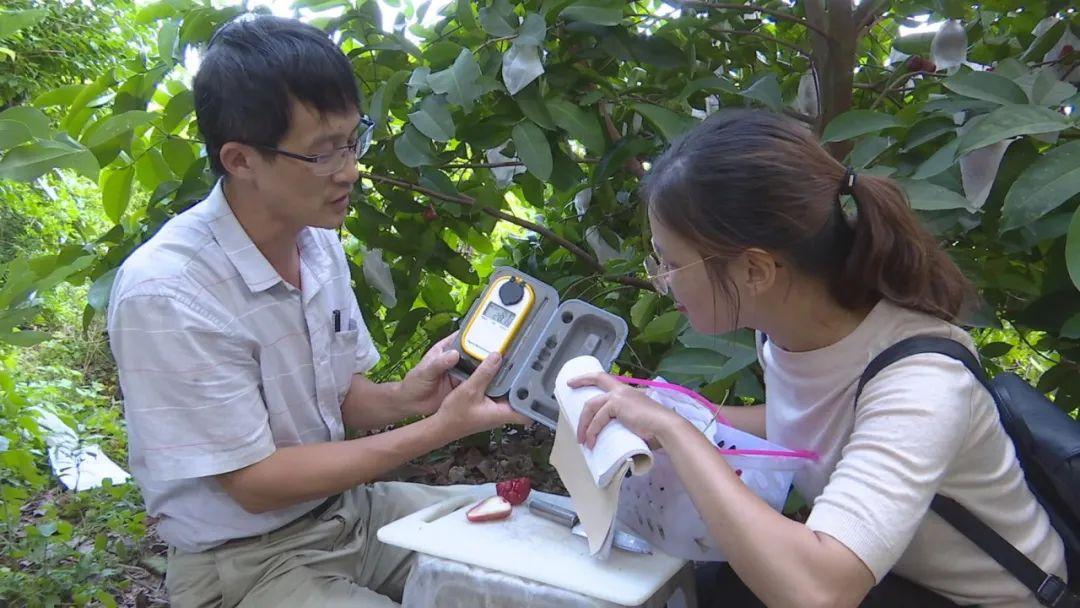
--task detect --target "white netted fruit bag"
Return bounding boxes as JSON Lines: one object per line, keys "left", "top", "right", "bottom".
{"left": 614, "top": 377, "right": 816, "bottom": 562}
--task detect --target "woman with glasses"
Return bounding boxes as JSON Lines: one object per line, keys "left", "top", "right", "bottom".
{"left": 569, "top": 109, "right": 1066, "bottom": 607}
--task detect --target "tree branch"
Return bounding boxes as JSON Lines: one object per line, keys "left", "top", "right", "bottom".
{"left": 853, "top": 0, "right": 888, "bottom": 35}
{"left": 444, "top": 161, "right": 527, "bottom": 169}
{"left": 869, "top": 68, "right": 933, "bottom": 110}
{"left": 783, "top": 107, "right": 816, "bottom": 125}
{"left": 444, "top": 159, "right": 600, "bottom": 169}
{"left": 357, "top": 170, "right": 653, "bottom": 290}
{"left": 709, "top": 27, "right": 812, "bottom": 57}
{"left": 599, "top": 101, "right": 647, "bottom": 178}
{"left": 663, "top": 0, "right": 830, "bottom": 39}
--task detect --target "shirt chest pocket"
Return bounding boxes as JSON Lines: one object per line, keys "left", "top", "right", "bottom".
{"left": 329, "top": 328, "right": 360, "bottom": 401}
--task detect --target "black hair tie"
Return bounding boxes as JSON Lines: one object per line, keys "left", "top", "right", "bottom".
{"left": 838, "top": 166, "right": 857, "bottom": 196}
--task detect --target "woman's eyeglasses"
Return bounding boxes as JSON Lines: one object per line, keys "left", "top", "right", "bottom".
{"left": 642, "top": 253, "right": 717, "bottom": 296}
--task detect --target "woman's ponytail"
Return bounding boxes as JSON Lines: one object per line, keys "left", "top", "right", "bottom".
{"left": 836, "top": 171, "right": 970, "bottom": 321}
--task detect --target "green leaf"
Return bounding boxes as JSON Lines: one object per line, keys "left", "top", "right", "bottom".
{"left": 632, "top": 104, "right": 695, "bottom": 143}
{"left": 1067, "top": 207, "right": 1080, "bottom": 293}
{"left": 0, "top": 120, "right": 33, "bottom": 150}
{"left": 1030, "top": 68, "right": 1076, "bottom": 107}
{"left": 427, "top": 49, "right": 483, "bottom": 112}
{"left": 943, "top": 71, "right": 1028, "bottom": 105}
{"left": 560, "top": 0, "right": 623, "bottom": 26}
{"left": 515, "top": 84, "right": 555, "bottom": 130}
{"left": 62, "top": 69, "right": 117, "bottom": 133}
{"left": 163, "top": 90, "right": 194, "bottom": 133}
{"left": 892, "top": 31, "right": 936, "bottom": 56}
{"left": 637, "top": 311, "right": 682, "bottom": 343}
{"left": 515, "top": 13, "right": 546, "bottom": 46}
{"left": 956, "top": 105, "right": 1067, "bottom": 154}
{"left": 1001, "top": 140, "right": 1080, "bottom": 233}
{"left": 391, "top": 307, "right": 429, "bottom": 343}
{"left": 457, "top": 0, "right": 481, "bottom": 32}
{"left": 135, "top": 1, "right": 177, "bottom": 24}
{"left": 512, "top": 121, "right": 552, "bottom": 181}
{"left": 823, "top": 110, "right": 900, "bottom": 143}
{"left": 444, "top": 252, "right": 479, "bottom": 284}
{"left": 135, "top": 148, "right": 174, "bottom": 190}
{"left": 81, "top": 110, "right": 154, "bottom": 149}
{"left": 547, "top": 99, "right": 605, "bottom": 152}
{"left": 162, "top": 138, "right": 196, "bottom": 175}
{"left": 88, "top": 268, "right": 119, "bottom": 312}
{"left": 613, "top": 32, "right": 685, "bottom": 69}
{"left": 657, "top": 347, "right": 754, "bottom": 383}
{"left": 407, "top": 67, "right": 432, "bottom": 100}
{"left": 0, "top": 9, "right": 48, "bottom": 40}
{"left": 408, "top": 95, "right": 456, "bottom": 142}
{"left": 1062, "top": 313, "right": 1080, "bottom": 340}
{"left": 369, "top": 70, "right": 410, "bottom": 140}
{"left": 32, "top": 84, "right": 85, "bottom": 109}
{"left": 479, "top": 0, "right": 517, "bottom": 37}
{"left": 630, "top": 292, "right": 659, "bottom": 330}
{"left": 594, "top": 136, "right": 651, "bottom": 184}
{"left": 979, "top": 341, "right": 1014, "bottom": 358}
{"left": 0, "top": 330, "right": 50, "bottom": 347}
{"left": 911, "top": 138, "right": 959, "bottom": 180}
{"left": 0, "top": 307, "right": 40, "bottom": 333}
{"left": 393, "top": 125, "right": 437, "bottom": 167}
{"left": 421, "top": 277, "right": 457, "bottom": 313}
{"left": 898, "top": 179, "right": 972, "bottom": 211}
{"left": 676, "top": 76, "right": 740, "bottom": 102}
{"left": 158, "top": 18, "right": 179, "bottom": 65}
{"left": 101, "top": 165, "right": 135, "bottom": 224}
{"left": 739, "top": 74, "right": 783, "bottom": 112}
{"left": 1022, "top": 19, "right": 1066, "bottom": 63}
{"left": 902, "top": 117, "right": 955, "bottom": 151}
{"left": 0, "top": 106, "right": 51, "bottom": 139}
{"left": 419, "top": 168, "right": 459, "bottom": 197}
{"left": 849, "top": 136, "right": 894, "bottom": 169}
{"left": 0, "top": 140, "right": 98, "bottom": 182}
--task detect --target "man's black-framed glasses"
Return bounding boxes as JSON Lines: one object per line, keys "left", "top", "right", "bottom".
{"left": 254, "top": 116, "right": 374, "bottom": 176}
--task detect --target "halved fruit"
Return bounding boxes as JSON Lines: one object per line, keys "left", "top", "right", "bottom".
{"left": 496, "top": 477, "right": 532, "bottom": 506}
{"left": 466, "top": 496, "right": 512, "bottom": 522}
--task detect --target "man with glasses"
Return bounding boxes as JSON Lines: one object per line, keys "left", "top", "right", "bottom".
{"left": 107, "top": 15, "right": 527, "bottom": 607}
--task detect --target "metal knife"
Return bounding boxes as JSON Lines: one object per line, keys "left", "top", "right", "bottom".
{"left": 528, "top": 498, "right": 652, "bottom": 555}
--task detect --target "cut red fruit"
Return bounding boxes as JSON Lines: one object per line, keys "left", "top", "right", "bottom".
{"left": 496, "top": 477, "right": 532, "bottom": 505}
{"left": 467, "top": 496, "right": 512, "bottom": 522}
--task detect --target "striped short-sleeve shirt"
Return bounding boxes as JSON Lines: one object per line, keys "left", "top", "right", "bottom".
{"left": 107, "top": 180, "right": 379, "bottom": 553}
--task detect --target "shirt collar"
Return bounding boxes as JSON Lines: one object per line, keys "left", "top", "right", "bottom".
{"left": 205, "top": 180, "right": 283, "bottom": 293}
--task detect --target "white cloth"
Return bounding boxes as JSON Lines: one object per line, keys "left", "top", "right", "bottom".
{"left": 107, "top": 180, "right": 379, "bottom": 553}
{"left": 759, "top": 300, "right": 1066, "bottom": 606}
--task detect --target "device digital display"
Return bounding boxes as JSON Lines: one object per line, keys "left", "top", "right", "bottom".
{"left": 482, "top": 301, "right": 516, "bottom": 328}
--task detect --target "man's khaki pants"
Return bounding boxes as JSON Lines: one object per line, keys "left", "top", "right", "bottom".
{"left": 166, "top": 482, "right": 483, "bottom": 608}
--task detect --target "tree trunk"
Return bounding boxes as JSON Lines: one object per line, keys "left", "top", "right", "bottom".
{"left": 805, "top": 0, "right": 857, "bottom": 160}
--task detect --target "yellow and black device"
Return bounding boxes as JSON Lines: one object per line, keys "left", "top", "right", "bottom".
{"left": 450, "top": 267, "right": 628, "bottom": 428}
{"left": 460, "top": 275, "right": 536, "bottom": 361}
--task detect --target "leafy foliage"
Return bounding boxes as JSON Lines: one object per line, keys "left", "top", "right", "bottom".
{"left": 1, "top": 0, "right": 1078, "bottom": 404}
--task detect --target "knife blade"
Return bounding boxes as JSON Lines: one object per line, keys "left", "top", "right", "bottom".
{"left": 528, "top": 498, "right": 652, "bottom": 555}
{"left": 571, "top": 523, "right": 653, "bottom": 554}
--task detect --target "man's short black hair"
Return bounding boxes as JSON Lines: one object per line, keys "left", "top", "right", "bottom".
{"left": 193, "top": 15, "right": 360, "bottom": 176}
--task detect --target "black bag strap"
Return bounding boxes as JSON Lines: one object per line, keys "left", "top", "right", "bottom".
{"left": 856, "top": 336, "right": 1078, "bottom": 608}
